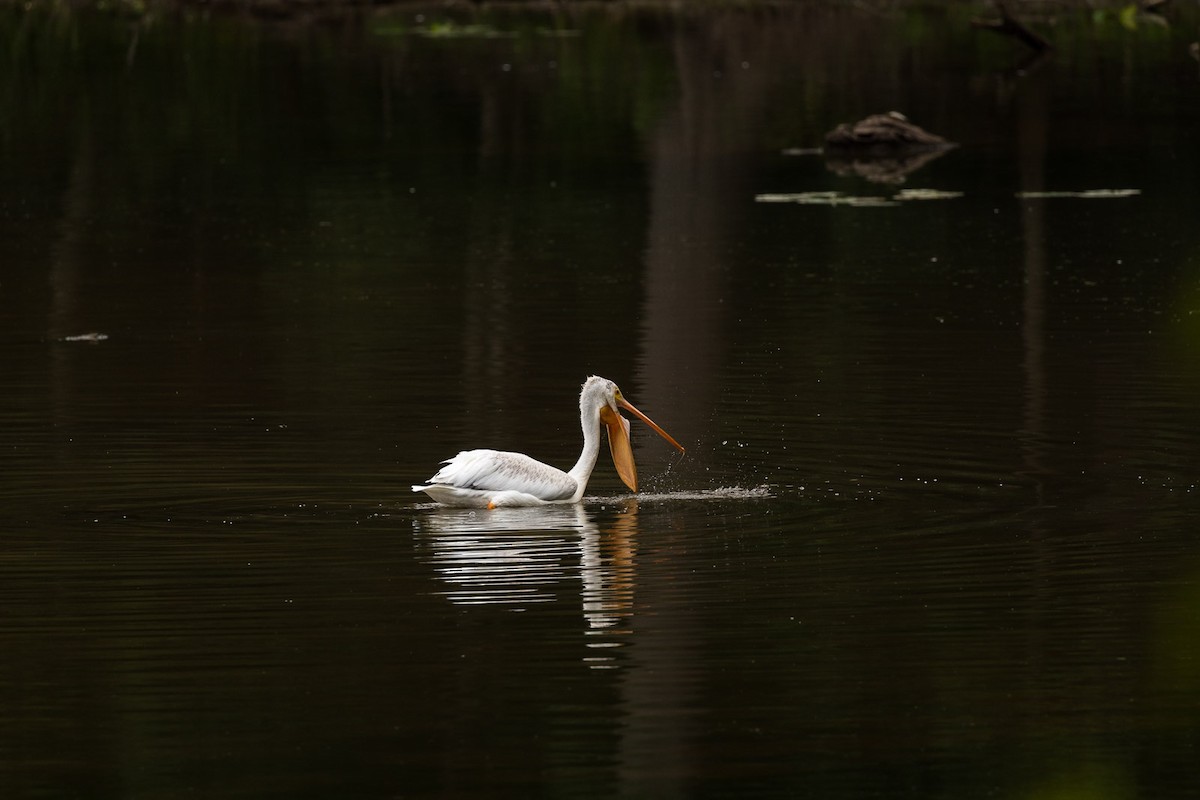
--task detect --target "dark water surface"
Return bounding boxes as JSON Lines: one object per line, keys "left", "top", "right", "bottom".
{"left": 3, "top": 2, "right": 1200, "bottom": 797}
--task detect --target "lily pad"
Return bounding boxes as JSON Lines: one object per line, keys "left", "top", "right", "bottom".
{"left": 894, "top": 189, "right": 964, "bottom": 201}
{"left": 1016, "top": 189, "right": 1141, "bottom": 199}
{"left": 754, "top": 192, "right": 897, "bottom": 207}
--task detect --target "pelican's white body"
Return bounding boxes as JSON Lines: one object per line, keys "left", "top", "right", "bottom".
{"left": 412, "top": 377, "right": 623, "bottom": 508}
{"left": 414, "top": 449, "right": 589, "bottom": 508}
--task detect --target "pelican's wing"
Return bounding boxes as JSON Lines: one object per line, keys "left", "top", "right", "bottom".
{"left": 424, "top": 449, "right": 577, "bottom": 502}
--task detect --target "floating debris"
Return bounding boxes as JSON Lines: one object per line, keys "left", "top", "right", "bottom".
{"left": 61, "top": 333, "right": 109, "bottom": 342}
{"left": 894, "top": 189, "right": 964, "bottom": 201}
{"left": 755, "top": 192, "right": 897, "bottom": 207}
{"left": 1016, "top": 189, "right": 1141, "bottom": 199}
{"left": 415, "top": 22, "right": 515, "bottom": 39}
{"left": 781, "top": 147, "right": 824, "bottom": 156}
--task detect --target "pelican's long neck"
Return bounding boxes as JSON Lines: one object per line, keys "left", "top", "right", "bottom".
{"left": 567, "top": 385, "right": 607, "bottom": 498}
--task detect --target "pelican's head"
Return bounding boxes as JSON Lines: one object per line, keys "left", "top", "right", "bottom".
{"left": 581, "top": 376, "right": 685, "bottom": 492}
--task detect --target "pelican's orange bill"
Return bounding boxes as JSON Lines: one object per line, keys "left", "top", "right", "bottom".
{"left": 600, "top": 406, "right": 638, "bottom": 492}
{"left": 617, "top": 398, "right": 685, "bottom": 453}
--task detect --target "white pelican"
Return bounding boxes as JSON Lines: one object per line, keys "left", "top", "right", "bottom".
{"left": 412, "top": 376, "right": 684, "bottom": 508}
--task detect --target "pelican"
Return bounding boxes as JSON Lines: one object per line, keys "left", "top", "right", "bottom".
{"left": 412, "top": 376, "right": 684, "bottom": 508}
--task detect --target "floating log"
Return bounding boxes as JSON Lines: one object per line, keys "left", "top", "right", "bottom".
{"left": 822, "top": 113, "right": 955, "bottom": 184}
{"left": 824, "top": 112, "right": 952, "bottom": 151}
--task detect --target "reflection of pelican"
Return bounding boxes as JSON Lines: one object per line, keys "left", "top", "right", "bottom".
{"left": 413, "top": 504, "right": 641, "bottom": 666}
{"left": 580, "top": 501, "right": 639, "bottom": 639}
{"left": 414, "top": 506, "right": 593, "bottom": 605}
{"left": 413, "top": 376, "right": 684, "bottom": 508}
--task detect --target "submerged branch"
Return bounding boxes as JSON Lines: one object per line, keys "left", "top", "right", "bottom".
{"left": 971, "top": 0, "right": 1053, "bottom": 53}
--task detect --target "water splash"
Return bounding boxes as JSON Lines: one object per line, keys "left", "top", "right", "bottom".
{"left": 585, "top": 484, "right": 772, "bottom": 503}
